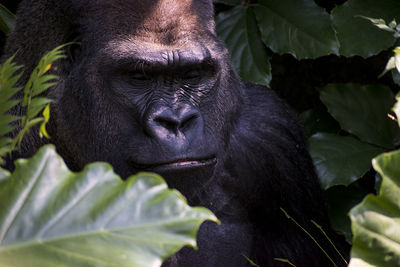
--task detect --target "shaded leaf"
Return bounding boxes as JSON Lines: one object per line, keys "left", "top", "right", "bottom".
{"left": 349, "top": 150, "right": 400, "bottom": 266}
{"left": 254, "top": 0, "right": 339, "bottom": 59}
{"left": 216, "top": 6, "right": 271, "bottom": 85}
{"left": 0, "top": 4, "right": 14, "bottom": 34}
{"left": 320, "top": 84, "right": 399, "bottom": 149}
{"left": 0, "top": 145, "right": 217, "bottom": 267}
{"left": 309, "top": 133, "right": 384, "bottom": 189}
{"left": 324, "top": 184, "right": 370, "bottom": 244}
{"left": 332, "top": 0, "right": 400, "bottom": 57}
{"left": 298, "top": 107, "right": 340, "bottom": 138}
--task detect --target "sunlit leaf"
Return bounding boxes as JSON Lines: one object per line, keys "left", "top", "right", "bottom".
{"left": 39, "top": 104, "right": 51, "bottom": 139}
{"left": 349, "top": 150, "right": 400, "bottom": 266}
{"left": 394, "top": 92, "right": 400, "bottom": 127}
{"left": 0, "top": 146, "right": 217, "bottom": 267}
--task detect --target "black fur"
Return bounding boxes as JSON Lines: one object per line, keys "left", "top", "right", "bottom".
{"left": 3, "top": 0, "right": 348, "bottom": 266}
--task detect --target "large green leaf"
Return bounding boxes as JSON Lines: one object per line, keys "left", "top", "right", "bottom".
{"left": 216, "top": 6, "right": 271, "bottom": 85}
{"left": 320, "top": 84, "right": 400, "bottom": 149}
{"left": 0, "top": 146, "right": 217, "bottom": 267}
{"left": 332, "top": 0, "right": 400, "bottom": 57}
{"left": 349, "top": 149, "right": 400, "bottom": 266}
{"left": 309, "top": 133, "right": 384, "bottom": 189}
{"left": 254, "top": 0, "right": 339, "bottom": 59}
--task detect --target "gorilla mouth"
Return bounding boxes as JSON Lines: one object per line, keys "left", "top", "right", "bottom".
{"left": 132, "top": 157, "right": 217, "bottom": 173}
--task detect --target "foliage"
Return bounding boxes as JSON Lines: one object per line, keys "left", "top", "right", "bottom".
{"left": 0, "top": 146, "right": 217, "bottom": 267}
{"left": 214, "top": 0, "right": 400, "bottom": 264}
{"left": 0, "top": 4, "right": 14, "bottom": 34}
{"left": 0, "top": 55, "right": 22, "bottom": 165}
{"left": 215, "top": 0, "right": 400, "bottom": 85}
{"left": 349, "top": 149, "right": 400, "bottom": 266}
{"left": 0, "top": 46, "right": 63, "bottom": 165}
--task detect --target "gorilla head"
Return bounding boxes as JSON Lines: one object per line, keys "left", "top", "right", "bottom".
{"left": 3, "top": 0, "right": 348, "bottom": 266}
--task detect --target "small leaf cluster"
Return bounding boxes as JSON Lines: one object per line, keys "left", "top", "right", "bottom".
{"left": 0, "top": 45, "right": 66, "bottom": 165}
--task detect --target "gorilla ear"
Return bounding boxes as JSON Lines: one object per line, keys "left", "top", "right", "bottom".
{"left": 65, "top": 31, "right": 82, "bottom": 71}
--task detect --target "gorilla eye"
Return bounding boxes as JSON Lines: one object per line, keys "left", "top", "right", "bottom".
{"left": 181, "top": 69, "right": 202, "bottom": 80}
{"left": 130, "top": 71, "right": 151, "bottom": 81}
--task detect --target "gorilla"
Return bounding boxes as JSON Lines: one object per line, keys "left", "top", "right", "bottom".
{"left": 3, "top": 0, "right": 348, "bottom": 266}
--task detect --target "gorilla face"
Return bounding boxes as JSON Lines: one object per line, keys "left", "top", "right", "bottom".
{"left": 50, "top": 0, "right": 241, "bottom": 182}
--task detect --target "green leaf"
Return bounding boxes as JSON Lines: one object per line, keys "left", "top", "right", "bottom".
{"left": 325, "top": 184, "right": 370, "bottom": 244}
{"left": 320, "top": 84, "right": 400, "bottom": 149}
{"left": 26, "top": 97, "right": 52, "bottom": 120}
{"left": 0, "top": 145, "right": 217, "bottom": 267}
{"left": 0, "top": 99, "right": 20, "bottom": 115}
{"left": 216, "top": 6, "right": 271, "bottom": 85}
{"left": 254, "top": 0, "right": 339, "bottom": 59}
{"left": 39, "top": 104, "right": 51, "bottom": 139}
{"left": 298, "top": 107, "right": 340, "bottom": 138}
{"left": 349, "top": 149, "right": 400, "bottom": 266}
{"left": 332, "top": 0, "right": 400, "bottom": 57}
{"left": 0, "top": 167, "right": 9, "bottom": 182}
{"left": 394, "top": 92, "right": 400, "bottom": 127}
{"left": 0, "top": 4, "right": 15, "bottom": 34}
{"left": 309, "top": 133, "right": 384, "bottom": 189}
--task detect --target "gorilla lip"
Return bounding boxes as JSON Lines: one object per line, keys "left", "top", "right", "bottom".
{"left": 132, "top": 157, "right": 217, "bottom": 172}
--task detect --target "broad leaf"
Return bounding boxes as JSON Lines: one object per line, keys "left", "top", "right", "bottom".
{"left": 254, "top": 0, "right": 339, "bottom": 59}
{"left": 320, "top": 84, "right": 400, "bottom": 149}
{"left": 332, "top": 0, "right": 400, "bottom": 57}
{"left": 349, "top": 149, "right": 400, "bottom": 266}
{"left": 309, "top": 133, "right": 384, "bottom": 189}
{"left": 0, "top": 146, "right": 217, "bottom": 267}
{"left": 324, "top": 184, "right": 369, "bottom": 244}
{"left": 216, "top": 6, "right": 271, "bottom": 85}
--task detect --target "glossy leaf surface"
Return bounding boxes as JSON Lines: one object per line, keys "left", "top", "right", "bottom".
{"left": 309, "top": 133, "right": 384, "bottom": 189}
{"left": 254, "top": 0, "right": 339, "bottom": 59}
{"left": 332, "top": 0, "right": 400, "bottom": 57}
{"left": 320, "top": 84, "right": 399, "bottom": 149}
{"left": 216, "top": 6, "right": 271, "bottom": 85}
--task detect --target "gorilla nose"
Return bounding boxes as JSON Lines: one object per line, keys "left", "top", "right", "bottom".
{"left": 145, "top": 106, "right": 202, "bottom": 141}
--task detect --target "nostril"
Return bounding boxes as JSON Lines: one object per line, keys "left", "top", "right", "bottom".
{"left": 180, "top": 113, "right": 198, "bottom": 130}
{"left": 154, "top": 116, "right": 180, "bottom": 132}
